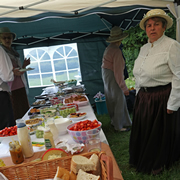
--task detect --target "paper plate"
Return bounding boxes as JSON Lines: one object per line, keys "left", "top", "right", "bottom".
{"left": 19, "top": 67, "right": 34, "bottom": 72}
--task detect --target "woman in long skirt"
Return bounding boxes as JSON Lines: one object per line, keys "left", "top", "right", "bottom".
{"left": 101, "top": 26, "right": 132, "bottom": 131}
{"left": 129, "top": 9, "right": 180, "bottom": 174}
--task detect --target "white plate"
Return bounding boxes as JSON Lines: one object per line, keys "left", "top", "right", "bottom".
{"left": 25, "top": 118, "right": 44, "bottom": 127}
{"left": 19, "top": 67, "right": 35, "bottom": 72}
{"left": 67, "top": 113, "right": 87, "bottom": 121}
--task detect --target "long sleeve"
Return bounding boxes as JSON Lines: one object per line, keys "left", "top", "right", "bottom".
{"left": 113, "top": 49, "right": 128, "bottom": 92}
{"left": 167, "top": 41, "right": 180, "bottom": 111}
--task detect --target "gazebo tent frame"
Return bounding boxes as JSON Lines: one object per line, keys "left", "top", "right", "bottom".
{"left": 0, "top": 0, "right": 178, "bottom": 104}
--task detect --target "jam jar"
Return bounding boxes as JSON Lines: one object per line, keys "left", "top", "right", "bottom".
{"left": 9, "top": 141, "right": 24, "bottom": 164}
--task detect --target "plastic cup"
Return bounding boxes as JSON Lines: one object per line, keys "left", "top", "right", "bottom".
{"left": 86, "top": 129, "right": 101, "bottom": 152}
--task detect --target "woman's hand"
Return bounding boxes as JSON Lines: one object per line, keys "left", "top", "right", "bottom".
{"left": 167, "top": 109, "right": 174, "bottom": 114}
{"left": 13, "top": 68, "right": 24, "bottom": 76}
{"left": 124, "top": 90, "right": 129, "bottom": 96}
{"left": 22, "top": 57, "right": 30, "bottom": 68}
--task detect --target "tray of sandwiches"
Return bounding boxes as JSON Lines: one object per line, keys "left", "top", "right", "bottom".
{"left": 0, "top": 151, "right": 113, "bottom": 180}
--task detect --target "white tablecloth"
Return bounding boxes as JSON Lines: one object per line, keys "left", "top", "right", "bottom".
{"left": 0, "top": 102, "right": 108, "bottom": 158}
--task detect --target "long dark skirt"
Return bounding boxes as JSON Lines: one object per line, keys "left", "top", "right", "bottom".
{"left": 129, "top": 84, "right": 180, "bottom": 174}
{"left": 0, "top": 91, "right": 15, "bottom": 130}
{"left": 10, "top": 87, "right": 30, "bottom": 120}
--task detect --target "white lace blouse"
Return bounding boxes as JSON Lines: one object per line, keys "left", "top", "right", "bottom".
{"left": 133, "top": 34, "right": 180, "bottom": 111}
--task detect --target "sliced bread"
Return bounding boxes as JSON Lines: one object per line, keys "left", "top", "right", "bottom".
{"left": 69, "top": 171, "right": 77, "bottom": 180}
{"left": 89, "top": 153, "right": 101, "bottom": 176}
{"left": 53, "top": 166, "right": 70, "bottom": 180}
{"left": 77, "top": 169, "right": 100, "bottom": 180}
{"left": 71, "top": 155, "right": 96, "bottom": 174}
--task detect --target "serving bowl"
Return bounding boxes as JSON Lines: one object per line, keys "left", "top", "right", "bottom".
{"left": 67, "top": 120, "right": 102, "bottom": 144}
{"left": 42, "top": 148, "right": 68, "bottom": 160}
{"left": 54, "top": 118, "right": 72, "bottom": 135}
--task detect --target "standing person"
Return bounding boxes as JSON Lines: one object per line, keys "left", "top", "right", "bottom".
{"left": 101, "top": 26, "right": 132, "bottom": 132}
{"left": 0, "top": 27, "right": 30, "bottom": 121}
{"left": 0, "top": 45, "right": 15, "bottom": 130}
{"left": 129, "top": 9, "right": 180, "bottom": 174}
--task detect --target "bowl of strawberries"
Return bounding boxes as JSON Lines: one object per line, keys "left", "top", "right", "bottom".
{"left": 67, "top": 119, "right": 101, "bottom": 144}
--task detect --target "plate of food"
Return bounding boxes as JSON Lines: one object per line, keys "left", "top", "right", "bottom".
{"left": 31, "top": 99, "right": 51, "bottom": 108}
{"left": 25, "top": 117, "right": 44, "bottom": 127}
{"left": 63, "top": 95, "right": 89, "bottom": 107}
{"left": 67, "top": 112, "right": 87, "bottom": 121}
{"left": 42, "top": 148, "right": 68, "bottom": 160}
{"left": 28, "top": 108, "right": 40, "bottom": 115}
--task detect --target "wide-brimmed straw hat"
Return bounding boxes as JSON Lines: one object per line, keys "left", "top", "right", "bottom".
{"left": 139, "top": 9, "right": 173, "bottom": 30}
{"left": 0, "top": 27, "right": 16, "bottom": 40}
{"left": 106, "top": 26, "right": 128, "bottom": 43}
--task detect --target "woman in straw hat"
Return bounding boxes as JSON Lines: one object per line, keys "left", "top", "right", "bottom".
{"left": 129, "top": 9, "right": 180, "bottom": 174}
{"left": 101, "top": 26, "right": 132, "bottom": 132}
{"left": 0, "top": 27, "right": 30, "bottom": 121}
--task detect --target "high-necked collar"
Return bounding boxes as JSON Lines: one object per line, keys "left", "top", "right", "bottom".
{"left": 147, "top": 34, "right": 165, "bottom": 47}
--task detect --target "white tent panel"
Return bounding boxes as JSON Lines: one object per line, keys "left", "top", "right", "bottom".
{"left": 168, "top": 2, "right": 180, "bottom": 42}
{"left": 0, "top": 0, "right": 174, "bottom": 18}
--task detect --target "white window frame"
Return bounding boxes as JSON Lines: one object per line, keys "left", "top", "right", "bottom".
{"left": 23, "top": 43, "right": 81, "bottom": 88}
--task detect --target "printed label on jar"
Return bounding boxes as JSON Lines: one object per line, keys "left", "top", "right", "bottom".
{"left": 44, "top": 139, "right": 53, "bottom": 149}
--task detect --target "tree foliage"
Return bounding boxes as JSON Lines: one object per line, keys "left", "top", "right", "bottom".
{"left": 122, "top": 13, "right": 176, "bottom": 77}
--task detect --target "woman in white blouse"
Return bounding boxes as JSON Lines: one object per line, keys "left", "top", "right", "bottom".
{"left": 129, "top": 9, "right": 180, "bottom": 175}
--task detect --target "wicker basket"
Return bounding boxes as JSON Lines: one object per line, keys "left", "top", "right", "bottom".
{"left": 0, "top": 151, "right": 113, "bottom": 180}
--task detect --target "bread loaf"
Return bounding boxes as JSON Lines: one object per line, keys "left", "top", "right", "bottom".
{"left": 71, "top": 155, "right": 96, "bottom": 174}
{"left": 77, "top": 169, "right": 100, "bottom": 180}
{"left": 89, "top": 153, "right": 101, "bottom": 176}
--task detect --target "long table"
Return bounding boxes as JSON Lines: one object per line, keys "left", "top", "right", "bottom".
{"left": 0, "top": 101, "right": 124, "bottom": 180}
{"left": 0, "top": 102, "right": 108, "bottom": 157}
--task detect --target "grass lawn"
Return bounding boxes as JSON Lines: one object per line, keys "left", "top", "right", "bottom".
{"left": 95, "top": 113, "right": 180, "bottom": 180}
